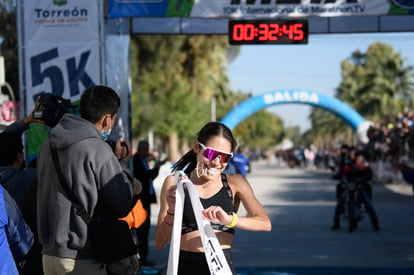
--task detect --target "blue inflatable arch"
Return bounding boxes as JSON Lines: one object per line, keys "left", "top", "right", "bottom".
{"left": 220, "top": 90, "right": 372, "bottom": 143}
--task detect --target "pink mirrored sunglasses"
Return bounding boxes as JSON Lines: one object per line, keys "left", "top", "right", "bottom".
{"left": 199, "top": 142, "right": 233, "bottom": 164}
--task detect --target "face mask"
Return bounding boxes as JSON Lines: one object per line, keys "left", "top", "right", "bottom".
{"left": 100, "top": 116, "right": 113, "bottom": 141}
{"left": 101, "top": 130, "right": 110, "bottom": 141}
{"left": 101, "top": 127, "right": 112, "bottom": 141}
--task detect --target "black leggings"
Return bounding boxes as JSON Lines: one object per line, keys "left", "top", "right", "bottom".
{"left": 157, "top": 249, "right": 236, "bottom": 275}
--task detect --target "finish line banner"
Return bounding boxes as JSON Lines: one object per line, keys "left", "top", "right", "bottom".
{"left": 108, "top": 0, "right": 414, "bottom": 18}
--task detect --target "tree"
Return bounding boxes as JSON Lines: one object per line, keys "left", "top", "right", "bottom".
{"left": 337, "top": 42, "right": 414, "bottom": 122}
{"left": 130, "top": 35, "right": 236, "bottom": 160}
{"left": 308, "top": 42, "right": 414, "bottom": 145}
{"left": 233, "top": 109, "right": 284, "bottom": 150}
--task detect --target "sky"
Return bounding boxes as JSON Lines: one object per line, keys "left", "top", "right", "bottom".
{"left": 227, "top": 32, "right": 414, "bottom": 132}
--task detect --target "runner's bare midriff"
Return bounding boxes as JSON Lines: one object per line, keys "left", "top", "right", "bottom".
{"left": 180, "top": 230, "right": 233, "bottom": 252}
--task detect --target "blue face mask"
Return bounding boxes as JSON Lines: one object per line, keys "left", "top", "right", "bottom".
{"left": 101, "top": 130, "right": 110, "bottom": 141}
{"left": 101, "top": 116, "right": 113, "bottom": 141}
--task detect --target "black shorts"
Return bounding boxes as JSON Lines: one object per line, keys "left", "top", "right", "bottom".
{"left": 157, "top": 249, "right": 236, "bottom": 275}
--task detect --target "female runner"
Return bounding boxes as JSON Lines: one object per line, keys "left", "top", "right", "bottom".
{"left": 154, "top": 122, "right": 271, "bottom": 274}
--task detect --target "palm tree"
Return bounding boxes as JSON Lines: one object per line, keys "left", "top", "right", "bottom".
{"left": 346, "top": 43, "right": 413, "bottom": 121}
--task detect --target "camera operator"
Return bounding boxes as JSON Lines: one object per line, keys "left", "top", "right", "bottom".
{"left": 36, "top": 86, "right": 141, "bottom": 275}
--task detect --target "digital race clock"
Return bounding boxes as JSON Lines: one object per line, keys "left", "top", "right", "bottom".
{"left": 228, "top": 19, "right": 308, "bottom": 45}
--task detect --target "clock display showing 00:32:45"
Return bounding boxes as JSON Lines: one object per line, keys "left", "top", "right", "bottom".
{"left": 229, "top": 19, "right": 308, "bottom": 45}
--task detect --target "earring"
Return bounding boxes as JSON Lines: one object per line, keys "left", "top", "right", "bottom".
{"left": 195, "top": 161, "right": 206, "bottom": 178}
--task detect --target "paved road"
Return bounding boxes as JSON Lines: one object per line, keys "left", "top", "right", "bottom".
{"left": 140, "top": 160, "right": 414, "bottom": 274}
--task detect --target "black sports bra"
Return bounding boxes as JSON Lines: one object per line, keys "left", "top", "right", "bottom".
{"left": 181, "top": 174, "right": 235, "bottom": 235}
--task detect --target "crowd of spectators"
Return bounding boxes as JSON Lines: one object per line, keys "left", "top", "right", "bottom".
{"left": 273, "top": 110, "right": 414, "bottom": 191}
{"left": 364, "top": 110, "right": 414, "bottom": 188}
{"left": 366, "top": 110, "right": 414, "bottom": 166}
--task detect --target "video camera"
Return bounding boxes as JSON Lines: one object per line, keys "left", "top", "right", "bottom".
{"left": 33, "top": 93, "right": 73, "bottom": 127}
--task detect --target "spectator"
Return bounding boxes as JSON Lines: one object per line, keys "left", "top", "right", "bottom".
{"left": 399, "top": 158, "right": 414, "bottom": 196}
{"left": 0, "top": 184, "right": 34, "bottom": 274}
{"left": 0, "top": 100, "right": 44, "bottom": 274}
{"left": 132, "top": 140, "right": 166, "bottom": 266}
{"left": 36, "top": 86, "right": 141, "bottom": 274}
{"left": 304, "top": 145, "right": 316, "bottom": 171}
{"left": 229, "top": 146, "right": 250, "bottom": 177}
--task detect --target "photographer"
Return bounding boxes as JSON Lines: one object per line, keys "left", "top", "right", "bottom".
{"left": 36, "top": 86, "right": 141, "bottom": 275}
